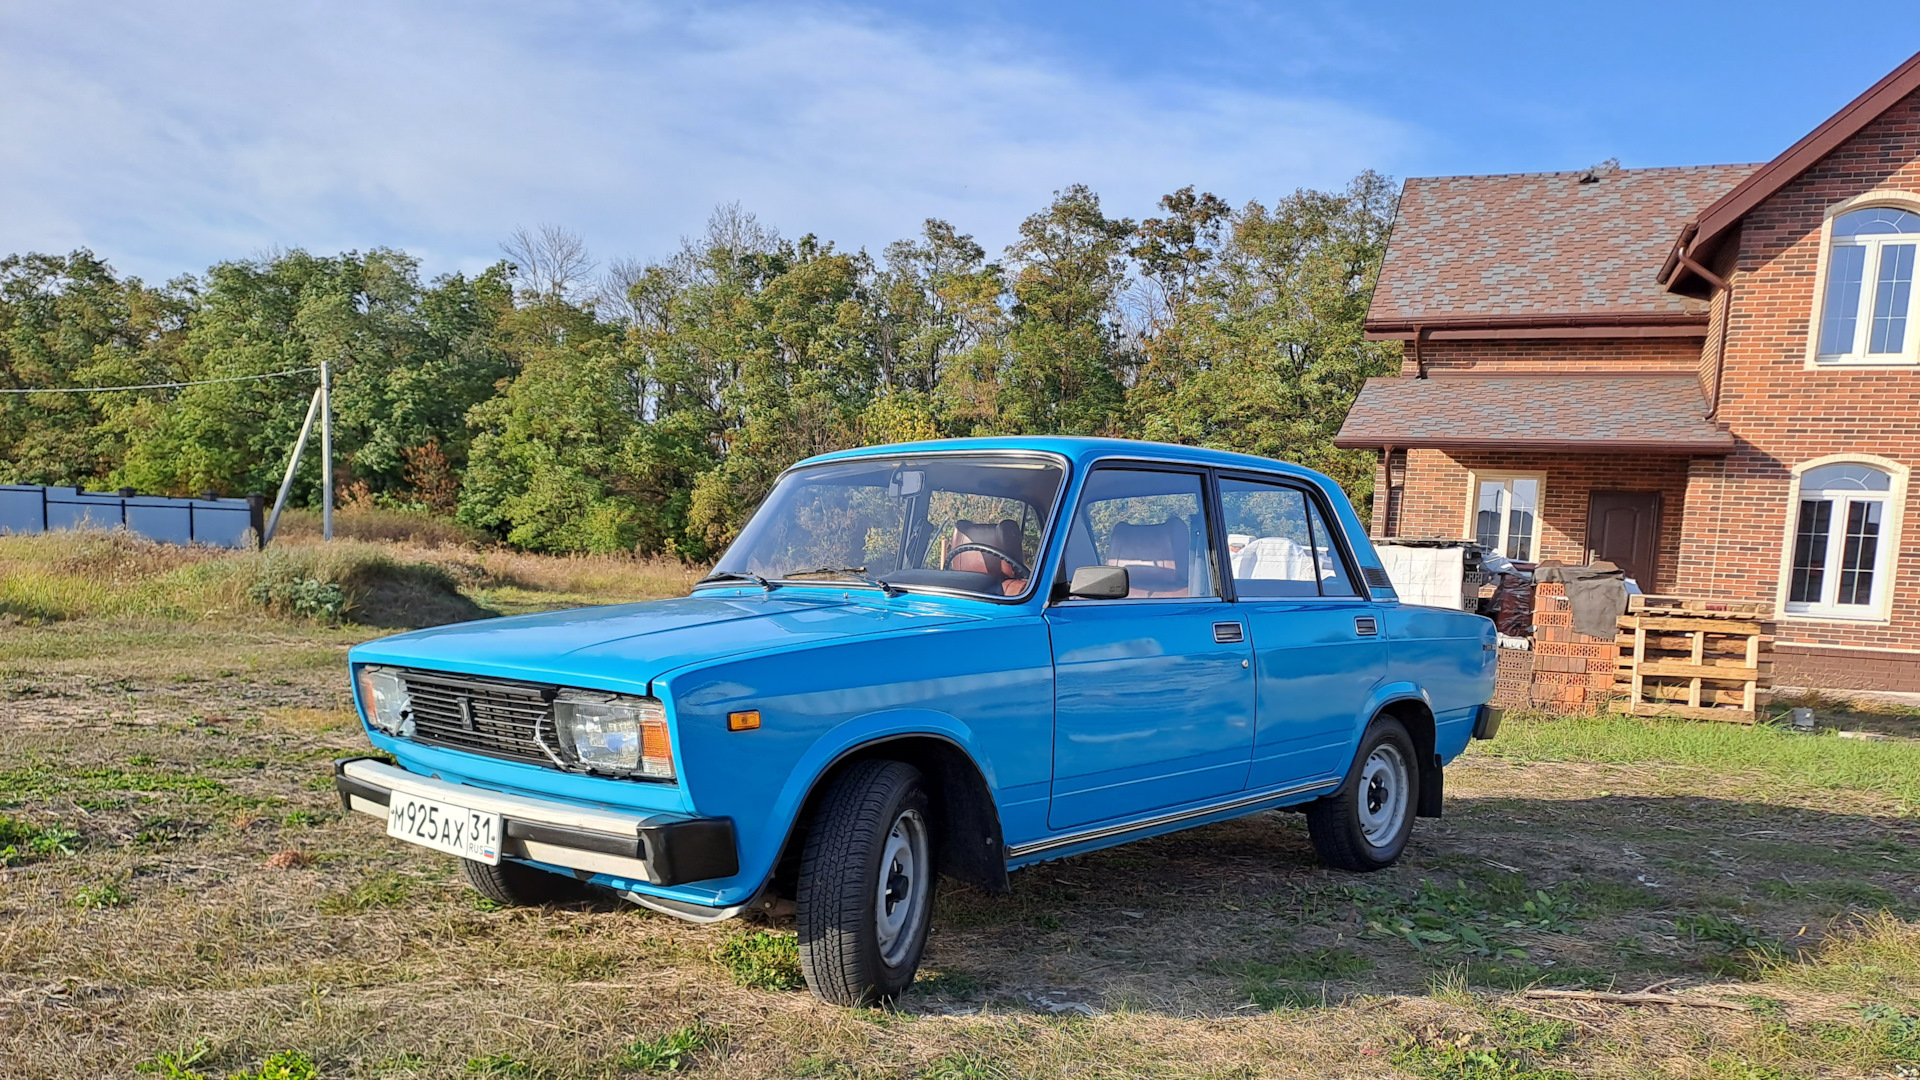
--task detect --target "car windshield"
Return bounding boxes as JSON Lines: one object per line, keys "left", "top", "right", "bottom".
{"left": 708, "top": 454, "right": 1067, "bottom": 598}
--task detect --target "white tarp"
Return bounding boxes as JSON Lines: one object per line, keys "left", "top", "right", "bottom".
{"left": 1376, "top": 544, "right": 1467, "bottom": 609}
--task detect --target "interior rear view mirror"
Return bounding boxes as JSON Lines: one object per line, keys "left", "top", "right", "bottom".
{"left": 888, "top": 469, "right": 925, "bottom": 497}
{"left": 1068, "top": 565, "right": 1129, "bottom": 600}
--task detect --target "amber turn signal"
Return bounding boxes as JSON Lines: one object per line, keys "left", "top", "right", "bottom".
{"left": 728, "top": 710, "right": 761, "bottom": 731}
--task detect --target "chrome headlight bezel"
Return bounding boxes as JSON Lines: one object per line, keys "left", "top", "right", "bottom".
{"left": 550, "top": 689, "right": 674, "bottom": 781}
{"left": 355, "top": 665, "right": 414, "bottom": 736}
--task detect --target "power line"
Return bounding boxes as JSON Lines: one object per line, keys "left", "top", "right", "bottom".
{"left": 0, "top": 367, "right": 320, "bottom": 394}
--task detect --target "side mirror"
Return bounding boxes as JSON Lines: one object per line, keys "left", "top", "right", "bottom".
{"left": 1067, "top": 565, "right": 1129, "bottom": 600}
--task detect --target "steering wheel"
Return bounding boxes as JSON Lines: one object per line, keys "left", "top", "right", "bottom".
{"left": 944, "top": 543, "right": 1031, "bottom": 579}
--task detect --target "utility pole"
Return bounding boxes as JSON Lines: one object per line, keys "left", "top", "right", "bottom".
{"left": 262, "top": 386, "right": 323, "bottom": 546}
{"left": 319, "top": 359, "right": 334, "bottom": 541}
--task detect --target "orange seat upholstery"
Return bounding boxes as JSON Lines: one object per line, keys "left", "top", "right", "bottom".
{"left": 950, "top": 519, "right": 1027, "bottom": 595}
{"left": 1105, "top": 519, "right": 1190, "bottom": 597}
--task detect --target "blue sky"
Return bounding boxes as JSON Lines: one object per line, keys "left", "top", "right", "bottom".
{"left": 3, "top": 1, "right": 1917, "bottom": 284}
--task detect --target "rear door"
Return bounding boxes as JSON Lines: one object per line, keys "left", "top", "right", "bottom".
{"left": 1043, "top": 466, "right": 1257, "bottom": 830}
{"left": 1217, "top": 474, "right": 1389, "bottom": 788}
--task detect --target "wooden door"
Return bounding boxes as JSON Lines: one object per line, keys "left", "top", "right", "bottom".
{"left": 1586, "top": 491, "right": 1661, "bottom": 589}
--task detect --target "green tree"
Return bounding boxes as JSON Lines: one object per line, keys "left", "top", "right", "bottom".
{"left": 1001, "top": 185, "right": 1135, "bottom": 435}
{"left": 0, "top": 251, "right": 185, "bottom": 485}
{"left": 457, "top": 301, "right": 642, "bottom": 553}
{"left": 115, "top": 250, "right": 515, "bottom": 503}
{"left": 1128, "top": 171, "right": 1401, "bottom": 501}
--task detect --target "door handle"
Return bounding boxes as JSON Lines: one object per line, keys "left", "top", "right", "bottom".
{"left": 1213, "top": 622, "right": 1244, "bottom": 644}
{"left": 1353, "top": 615, "right": 1379, "bottom": 637}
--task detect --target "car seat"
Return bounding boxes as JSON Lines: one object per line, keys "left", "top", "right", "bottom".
{"left": 1105, "top": 520, "right": 1190, "bottom": 597}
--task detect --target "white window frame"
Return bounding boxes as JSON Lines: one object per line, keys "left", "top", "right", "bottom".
{"left": 1774, "top": 454, "right": 1908, "bottom": 623}
{"left": 1804, "top": 190, "right": 1920, "bottom": 369}
{"left": 1463, "top": 470, "right": 1545, "bottom": 563}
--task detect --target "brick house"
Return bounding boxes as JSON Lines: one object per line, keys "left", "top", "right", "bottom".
{"left": 1335, "top": 50, "right": 1920, "bottom": 692}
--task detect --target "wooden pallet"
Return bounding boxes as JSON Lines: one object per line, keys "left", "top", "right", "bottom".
{"left": 1628, "top": 593, "right": 1773, "bottom": 618}
{"left": 1612, "top": 610, "right": 1773, "bottom": 724}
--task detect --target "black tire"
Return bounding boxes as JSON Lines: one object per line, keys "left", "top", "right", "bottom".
{"left": 1306, "top": 717, "right": 1420, "bottom": 872}
{"left": 460, "top": 857, "right": 591, "bottom": 905}
{"left": 795, "top": 760, "right": 937, "bottom": 1005}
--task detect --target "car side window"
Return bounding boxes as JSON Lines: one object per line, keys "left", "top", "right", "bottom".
{"left": 1305, "top": 499, "right": 1359, "bottom": 597}
{"left": 1061, "top": 469, "right": 1218, "bottom": 599}
{"left": 1219, "top": 478, "right": 1358, "bottom": 598}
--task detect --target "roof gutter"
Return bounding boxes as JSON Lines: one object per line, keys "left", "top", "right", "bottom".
{"left": 1365, "top": 311, "right": 1709, "bottom": 341}
{"left": 1332, "top": 434, "right": 1737, "bottom": 453}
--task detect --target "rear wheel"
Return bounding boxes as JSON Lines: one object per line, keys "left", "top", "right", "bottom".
{"left": 1306, "top": 717, "right": 1419, "bottom": 872}
{"left": 460, "top": 857, "right": 591, "bottom": 906}
{"left": 795, "top": 760, "right": 936, "bottom": 1005}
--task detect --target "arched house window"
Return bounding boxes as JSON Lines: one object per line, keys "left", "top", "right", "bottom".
{"left": 1809, "top": 195, "right": 1920, "bottom": 366}
{"left": 1777, "top": 457, "right": 1908, "bottom": 620}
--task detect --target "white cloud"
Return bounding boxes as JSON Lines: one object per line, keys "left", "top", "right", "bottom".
{"left": 0, "top": 0, "right": 1414, "bottom": 281}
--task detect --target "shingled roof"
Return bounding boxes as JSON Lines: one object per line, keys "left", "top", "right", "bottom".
{"left": 1367, "top": 165, "right": 1757, "bottom": 333}
{"left": 1332, "top": 373, "right": 1735, "bottom": 453}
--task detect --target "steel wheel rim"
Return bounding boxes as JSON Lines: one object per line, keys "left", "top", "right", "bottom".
{"left": 1358, "top": 742, "right": 1409, "bottom": 848}
{"left": 874, "top": 808, "right": 930, "bottom": 967}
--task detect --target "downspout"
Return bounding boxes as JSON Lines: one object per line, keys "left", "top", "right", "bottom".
{"left": 1706, "top": 279, "right": 1735, "bottom": 421}
{"left": 1676, "top": 252, "right": 1729, "bottom": 293}
{"left": 1390, "top": 441, "right": 1405, "bottom": 534}
{"left": 1412, "top": 325, "right": 1427, "bottom": 378}
{"left": 1380, "top": 444, "right": 1396, "bottom": 537}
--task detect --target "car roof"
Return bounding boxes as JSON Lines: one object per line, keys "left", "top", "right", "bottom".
{"left": 798, "top": 436, "right": 1340, "bottom": 490}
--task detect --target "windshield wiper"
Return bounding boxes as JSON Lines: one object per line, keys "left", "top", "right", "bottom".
{"left": 781, "top": 566, "right": 903, "bottom": 597}
{"left": 697, "top": 570, "right": 778, "bottom": 591}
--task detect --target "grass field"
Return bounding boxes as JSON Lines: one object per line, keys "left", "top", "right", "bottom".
{"left": 3, "top": 532, "right": 1919, "bottom": 1079}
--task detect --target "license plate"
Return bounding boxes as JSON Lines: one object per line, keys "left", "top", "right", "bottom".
{"left": 386, "top": 792, "right": 502, "bottom": 864}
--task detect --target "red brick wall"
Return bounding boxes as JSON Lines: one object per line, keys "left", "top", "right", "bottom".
{"left": 1400, "top": 337, "right": 1703, "bottom": 376}
{"left": 1675, "top": 86, "right": 1920, "bottom": 660}
{"left": 1382, "top": 447, "right": 1690, "bottom": 593}
{"left": 1774, "top": 645, "right": 1920, "bottom": 693}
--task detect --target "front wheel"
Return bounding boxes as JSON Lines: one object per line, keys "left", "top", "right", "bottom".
{"left": 459, "top": 857, "right": 591, "bottom": 906}
{"left": 795, "top": 760, "right": 937, "bottom": 1005}
{"left": 1306, "top": 717, "right": 1420, "bottom": 872}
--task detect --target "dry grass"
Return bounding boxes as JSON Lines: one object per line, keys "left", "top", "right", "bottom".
{"left": 0, "top": 529, "right": 705, "bottom": 629}
{"left": 3, "top": 541, "right": 1920, "bottom": 1077}
{"left": 273, "top": 506, "right": 490, "bottom": 548}
{"left": 6, "top": 683, "right": 1919, "bottom": 1078}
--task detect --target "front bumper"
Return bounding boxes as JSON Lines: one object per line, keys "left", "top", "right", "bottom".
{"left": 334, "top": 757, "right": 738, "bottom": 887}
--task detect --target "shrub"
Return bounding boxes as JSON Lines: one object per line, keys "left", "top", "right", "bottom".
{"left": 620, "top": 1024, "right": 720, "bottom": 1072}
{"left": 713, "top": 931, "right": 804, "bottom": 991}
{"left": 246, "top": 575, "right": 346, "bottom": 621}
{"left": 0, "top": 814, "right": 80, "bottom": 866}
{"left": 71, "top": 881, "right": 131, "bottom": 909}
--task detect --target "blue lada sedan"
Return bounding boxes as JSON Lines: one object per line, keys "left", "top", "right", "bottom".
{"left": 335, "top": 437, "right": 1498, "bottom": 1004}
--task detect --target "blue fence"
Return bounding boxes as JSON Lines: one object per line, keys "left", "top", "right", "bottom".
{"left": 0, "top": 485, "right": 265, "bottom": 548}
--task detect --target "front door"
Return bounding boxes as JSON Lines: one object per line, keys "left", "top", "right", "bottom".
{"left": 1587, "top": 491, "right": 1662, "bottom": 588}
{"left": 1217, "top": 475, "right": 1389, "bottom": 787}
{"left": 1044, "top": 466, "right": 1257, "bottom": 831}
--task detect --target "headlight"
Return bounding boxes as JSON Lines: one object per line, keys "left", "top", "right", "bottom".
{"left": 355, "top": 665, "right": 413, "bottom": 736}
{"left": 553, "top": 690, "right": 674, "bottom": 780}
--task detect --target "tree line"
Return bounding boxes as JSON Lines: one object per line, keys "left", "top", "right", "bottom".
{"left": 0, "top": 174, "right": 1401, "bottom": 560}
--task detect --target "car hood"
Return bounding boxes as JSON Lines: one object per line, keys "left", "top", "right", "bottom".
{"left": 347, "top": 590, "right": 985, "bottom": 692}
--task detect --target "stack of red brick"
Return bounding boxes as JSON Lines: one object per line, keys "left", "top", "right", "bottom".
{"left": 1492, "top": 647, "right": 1534, "bottom": 708}
{"left": 1527, "top": 582, "right": 1618, "bottom": 710}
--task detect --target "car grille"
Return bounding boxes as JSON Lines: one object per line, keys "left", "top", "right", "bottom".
{"left": 396, "top": 668, "right": 556, "bottom": 766}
